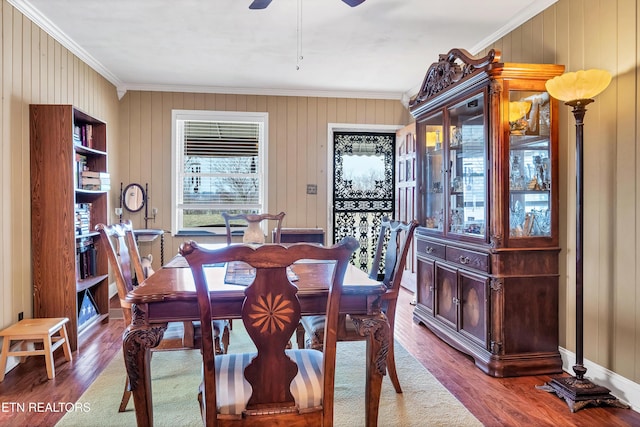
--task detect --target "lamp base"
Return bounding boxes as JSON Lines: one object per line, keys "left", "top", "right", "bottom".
{"left": 537, "top": 376, "right": 630, "bottom": 413}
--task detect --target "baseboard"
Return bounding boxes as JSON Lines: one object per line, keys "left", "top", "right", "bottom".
{"left": 1, "top": 341, "right": 35, "bottom": 377}
{"left": 108, "top": 282, "right": 117, "bottom": 299}
{"left": 400, "top": 271, "right": 417, "bottom": 294}
{"left": 559, "top": 347, "right": 640, "bottom": 412}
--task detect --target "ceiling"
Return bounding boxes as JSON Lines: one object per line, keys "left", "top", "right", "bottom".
{"left": 12, "top": 0, "right": 558, "bottom": 102}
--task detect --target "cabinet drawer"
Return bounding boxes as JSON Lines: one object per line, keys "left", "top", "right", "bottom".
{"left": 446, "top": 246, "right": 489, "bottom": 272}
{"left": 416, "top": 239, "right": 446, "bottom": 260}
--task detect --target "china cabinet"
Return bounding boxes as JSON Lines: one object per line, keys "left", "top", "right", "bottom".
{"left": 30, "top": 105, "right": 110, "bottom": 351}
{"left": 409, "top": 49, "right": 564, "bottom": 376}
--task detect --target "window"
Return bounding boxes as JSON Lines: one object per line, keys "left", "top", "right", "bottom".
{"left": 171, "top": 110, "right": 268, "bottom": 235}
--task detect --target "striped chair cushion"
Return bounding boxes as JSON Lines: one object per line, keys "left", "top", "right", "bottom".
{"left": 300, "top": 315, "right": 355, "bottom": 349}
{"left": 192, "top": 320, "right": 226, "bottom": 336}
{"left": 300, "top": 315, "right": 327, "bottom": 336}
{"left": 213, "top": 349, "right": 324, "bottom": 415}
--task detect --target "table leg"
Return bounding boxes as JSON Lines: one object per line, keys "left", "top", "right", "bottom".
{"left": 351, "top": 312, "right": 390, "bottom": 427}
{"left": 122, "top": 304, "right": 167, "bottom": 427}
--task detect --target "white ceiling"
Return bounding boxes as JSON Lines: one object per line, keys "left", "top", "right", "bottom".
{"left": 12, "top": 0, "right": 558, "bottom": 102}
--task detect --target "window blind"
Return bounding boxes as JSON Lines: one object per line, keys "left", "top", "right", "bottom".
{"left": 180, "top": 120, "right": 261, "bottom": 206}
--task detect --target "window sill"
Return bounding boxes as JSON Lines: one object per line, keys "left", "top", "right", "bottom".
{"left": 175, "top": 230, "right": 220, "bottom": 237}
{"left": 175, "top": 230, "right": 244, "bottom": 237}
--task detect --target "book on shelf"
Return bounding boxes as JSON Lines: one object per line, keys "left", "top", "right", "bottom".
{"left": 76, "top": 239, "right": 97, "bottom": 280}
{"left": 75, "top": 154, "right": 87, "bottom": 187}
{"left": 80, "top": 170, "right": 110, "bottom": 179}
{"left": 76, "top": 237, "right": 93, "bottom": 249}
{"left": 81, "top": 184, "right": 111, "bottom": 191}
{"left": 73, "top": 125, "right": 82, "bottom": 145}
{"left": 85, "top": 124, "right": 93, "bottom": 148}
{"left": 79, "top": 170, "right": 110, "bottom": 190}
{"left": 75, "top": 203, "right": 92, "bottom": 236}
{"left": 81, "top": 177, "right": 111, "bottom": 185}
{"left": 73, "top": 123, "right": 94, "bottom": 148}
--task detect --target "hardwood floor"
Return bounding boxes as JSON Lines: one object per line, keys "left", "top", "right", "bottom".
{"left": 1, "top": 287, "right": 638, "bottom": 426}
{"left": 0, "top": 316, "right": 123, "bottom": 426}
{"left": 393, "top": 289, "right": 639, "bottom": 427}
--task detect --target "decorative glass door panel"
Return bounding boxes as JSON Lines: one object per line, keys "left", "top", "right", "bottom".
{"left": 422, "top": 112, "right": 444, "bottom": 232}
{"left": 333, "top": 132, "right": 395, "bottom": 272}
{"left": 447, "top": 93, "right": 486, "bottom": 239}
{"left": 508, "top": 90, "right": 552, "bottom": 238}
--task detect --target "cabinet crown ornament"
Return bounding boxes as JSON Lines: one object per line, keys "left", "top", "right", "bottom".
{"left": 409, "top": 48, "right": 500, "bottom": 109}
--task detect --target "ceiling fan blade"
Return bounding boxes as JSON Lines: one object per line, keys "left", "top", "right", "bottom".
{"left": 249, "top": 0, "right": 273, "bottom": 9}
{"left": 342, "top": 0, "right": 366, "bottom": 6}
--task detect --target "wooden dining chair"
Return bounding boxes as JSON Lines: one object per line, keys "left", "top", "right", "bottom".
{"left": 222, "top": 211, "right": 285, "bottom": 244}
{"left": 180, "top": 237, "right": 358, "bottom": 426}
{"left": 297, "top": 217, "right": 418, "bottom": 393}
{"left": 221, "top": 211, "right": 286, "bottom": 331}
{"left": 96, "top": 220, "right": 229, "bottom": 412}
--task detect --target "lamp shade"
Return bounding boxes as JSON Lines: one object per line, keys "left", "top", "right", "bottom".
{"left": 508, "top": 101, "right": 532, "bottom": 122}
{"left": 545, "top": 69, "right": 611, "bottom": 102}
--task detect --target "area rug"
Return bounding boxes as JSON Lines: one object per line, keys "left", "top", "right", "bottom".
{"left": 57, "top": 326, "right": 481, "bottom": 427}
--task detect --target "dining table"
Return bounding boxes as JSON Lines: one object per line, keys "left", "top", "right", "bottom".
{"left": 122, "top": 244, "right": 392, "bottom": 427}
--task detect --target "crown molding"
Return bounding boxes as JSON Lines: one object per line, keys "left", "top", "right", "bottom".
{"left": 8, "top": 0, "right": 123, "bottom": 88}
{"left": 468, "top": 0, "right": 559, "bottom": 55}
{"left": 117, "top": 83, "right": 404, "bottom": 101}
{"left": 403, "top": 0, "right": 560, "bottom": 102}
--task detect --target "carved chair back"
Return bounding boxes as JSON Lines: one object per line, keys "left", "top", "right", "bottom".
{"left": 297, "top": 218, "right": 417, "bottom": 394}
{"left": 180, "top": 237, "right": 358, "bottom": 426}
{"left": 369, "top": 217, "right": 419, "bottom": 299}
{"left": 95, "top": 220, "right": 144, "bottom": 325}
{"left": 222, "top": 211, "right": 286, "bottom": 245}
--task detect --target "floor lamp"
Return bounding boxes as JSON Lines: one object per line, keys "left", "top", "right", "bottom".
{"left": 539, "top": 69, "right": 629, "bottom": 412}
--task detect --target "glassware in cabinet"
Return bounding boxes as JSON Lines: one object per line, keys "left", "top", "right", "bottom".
{"left": 447, "top": 92, "right": 486, "bottom": 239}
{"left": 508, "top": 90, "right": 552, "bottom": 238}
{"left": 422, "top": 112, "right": 445, "bottom": 231}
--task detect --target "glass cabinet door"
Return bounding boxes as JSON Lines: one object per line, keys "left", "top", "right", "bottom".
{"left": 447, "top": 93, "right": 486, "bottom": 239}
{"left": 422, "top": 112, "right": 445, "bottom": 232}
{"left": 508, "top": 90, "right": 552, "bottom": 238}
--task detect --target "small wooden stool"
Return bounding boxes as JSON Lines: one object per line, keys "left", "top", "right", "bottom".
{"left": 0, "top": 317, "right": 72, "bottom": 381}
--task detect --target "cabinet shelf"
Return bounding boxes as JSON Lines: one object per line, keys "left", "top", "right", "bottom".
{"left": 509, "top": 134, "right": 550, "bottom": 149}
{"left": 76, "top": 188, "right": 108, "bottom": 197}
{"left": 509, "top": 189, "right": 550, "bottom": 194}
{"left": 450, "top": 139, "right": 484, "bottom": 148}
{"left": 75, "top": 145, "right": 107, "bottom": 157}
{"left": 76, "top": 231, "right": 99, "bottom": 240}
{"left": 76, "top": 274, "right": 109, "bottom": 293}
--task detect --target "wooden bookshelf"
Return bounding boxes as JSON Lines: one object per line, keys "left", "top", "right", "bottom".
{"left": 30, "top": 104, "right": 110, "bottom": 351}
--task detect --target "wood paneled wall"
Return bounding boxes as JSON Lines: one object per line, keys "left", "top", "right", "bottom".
{"left": 117, "top": 92, "right": 409, "bottom": 261}
{"left": 0, "top": 1, "right": 119, "bottom": 328}
{"left": 478, "top": 0, "right": 639, "bottom": 383}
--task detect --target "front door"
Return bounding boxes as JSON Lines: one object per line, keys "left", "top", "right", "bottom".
{"left": 332, "top": 132, "right": 395, "bottom": 274}
{"left": 396, "top": 123, "right": 417, "bottom": 294}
